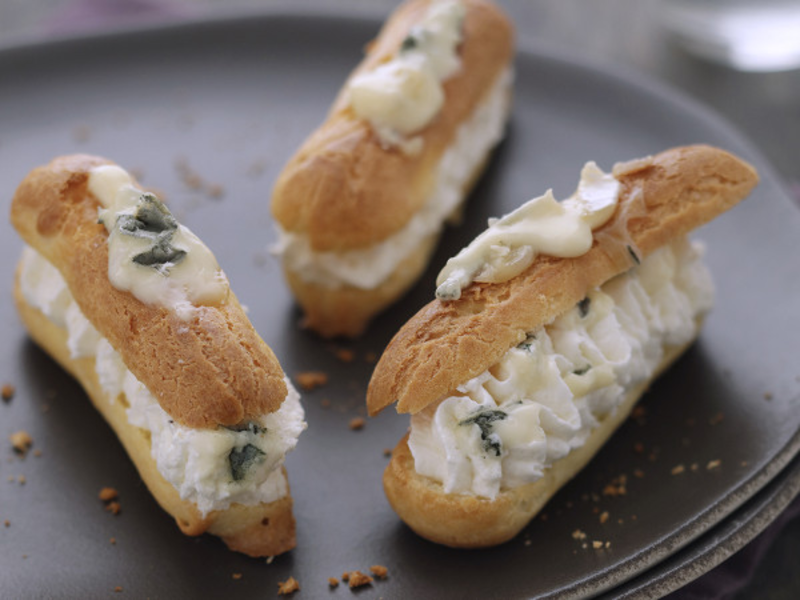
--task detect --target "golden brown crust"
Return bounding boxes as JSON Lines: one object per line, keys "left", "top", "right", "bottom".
{"left": 284, "top": 230, "right": 439, "bottom": 338}
{"left": 382, "top": 339, "right": 694, "bottom": 547}
{"left": 10, "top": 155, "right": 287, "bottom": 428}
{"left": 367, "top": 145, "right": 758, "bottom": 416}
{"left": 13, "top": 281, "right": 296, "bottom": 556}
{"left": 271, "top": 0, "right": 514, "bottom": 252}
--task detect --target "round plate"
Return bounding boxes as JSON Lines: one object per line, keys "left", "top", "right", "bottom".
{"left": 1, "top": 13, "right": 799, "bottom": 599}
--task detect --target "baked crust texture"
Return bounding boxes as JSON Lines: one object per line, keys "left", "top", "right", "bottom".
{"left": 271, "top": 0, "right": 515, "bottom": 251}
{"left": 10, "top": 154, "right": 287, "bottom": 429}
{"left": 367, "top": 145, "right": 758, "bottom": 416}
{"left": 14, "top": 280, "right": 296, "bottom": 556}
{"left": 382, "top": 340, "right": 692, "bottom": 548}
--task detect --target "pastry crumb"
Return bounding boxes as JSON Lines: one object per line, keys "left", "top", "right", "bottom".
{"left": 633, "top": 442, "right": 644, "bottom": 454}
{"left": 690, "top": 463, "right": 699, "bottom": 472}
{"left": 572, "top": 529, "right": 587, "bottom": 541}
{"left": 335, "top": 348, "right": 355, "bottom": 363}
{"left": 592, "top": 541, "right": 603, "bottom": 549}
{"left": 33, "top": 449, "right": 42, "bottom": 458}
{"left": 602, "top": 475, "right": 627, "bottom": 497}
{"left": 349, "top": 417, "right": 366, "bottom": 431}
{"left": 106, "top": 501, "right": 122, "bottom": 516}
{"left": 277, "top": 576, "right": 300, "bottom": 595}
{"left": 10, "top": 431, "right": 33, "bottom": 456}
{"left": 295, "top": 371, "right": 328, "bottom": 391}
{"left": 17, "top": 475, "right": 26, "bottom": 485}
{"left": 266, "top": 556, "right": 275, "bottom": 565}
{"left": 110, "top": 537, "right": 116, "bottom": 545}
{"left": 763, "top": 392, "right": 773, "bottom": 401}
{"left": 232, "top": 573, "right": 242, "bottom": 580}
{"left": 4, "top": 520, "right": 9, "bottom": 527}
{"left": 599, "top": 511, "right": 609, "bottom": 524}
{"left": 99, "top": 487, "right": 119, "bottom": 502}
{"left": 113, "top": 586, "right": 123, "bottom": 593}
{"left": 671, "top": 464, "right": 685, "bottom": 476}
{"left": 633, "top": 468, "right": 645, "bottom": 478}
{"left": 364, "top": 352, "right": 377, "bottom": 364}
{"left": 709, "top": 412, "right": 725, "bottom": 426}
{"left": 1, "top": 384, "right": 14, "bottom": 402}
{"left": 346, "top": 571, "right": 373, "bottom": 589}
{"left": 383, "top": 448, "right": 392, "bottom": 457}
{"left": 369, "top": 565, "right": 388, "bottom": 579}
{"left": 707, "top": 459, "right": 722, "bottom": 470}
{"left": 328, "top": 577, "right": 339, "bottom": 588}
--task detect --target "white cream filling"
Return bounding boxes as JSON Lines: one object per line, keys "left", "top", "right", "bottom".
{"left": 408, "top": 237, "right": 714, "bottom": 499}
{"left": 273, "top": 67, "right": 513, "bottom": 290}
{"left": 19, "top": 246, "right": 306, "bottom": 516}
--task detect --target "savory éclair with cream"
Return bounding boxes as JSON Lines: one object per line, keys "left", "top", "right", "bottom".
{"left": 11, "top": 155, "right": 306, "bottom": 557}
{"left": 271, "top": 0, "right": 514, "bottom": 337}
{"left": 367, "top": 145, "right": 758, "bottom": 548}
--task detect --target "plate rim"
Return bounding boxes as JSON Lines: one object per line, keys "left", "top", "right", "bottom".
{"left": 0, "top": 10, "right": 798, "bottom": 598}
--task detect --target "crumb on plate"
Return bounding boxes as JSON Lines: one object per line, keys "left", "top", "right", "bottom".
{"left": 349, "top": 417, "right": 366, "bottom": 431}
{"left": 10, "top": 431, "right": 33, "bottom": 456}
{"left": 99, "top": 487, "right": 119, "bottom": 502}
{"left": 277, "top": 576, "right": 300, "bottom": 595}
{"left": 1, "top": 384, "right": 14, "bottom": 402}
{"left": 369, "top": 565, "right": 388, "bottom": 579}
{"left": 572, "top": 529, "right": 587, "bottom": 541}
{"left": 346, "top": 571, "right": 373, "bottom": 589}
{"left": 334, "top": 348, "right": 355, "bottom": 363}
{"left": 295, "top": 371, "right": 328, "bottom": 391}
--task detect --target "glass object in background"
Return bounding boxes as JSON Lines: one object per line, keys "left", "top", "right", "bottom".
{"left": 659, "top": 0, "right": 800, "bottom": 71}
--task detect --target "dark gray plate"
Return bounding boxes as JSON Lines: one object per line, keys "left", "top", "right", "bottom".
{"left": 1, "top": 13, "right": 799, "bottom": 600}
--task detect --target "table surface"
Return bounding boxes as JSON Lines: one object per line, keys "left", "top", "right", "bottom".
{"left": 1, "top": 1, "right": 798, "bottom": 598}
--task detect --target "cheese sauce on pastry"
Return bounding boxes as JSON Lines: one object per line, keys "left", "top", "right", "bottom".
{"left": 19, "top": 247, "right": 306, "bottom": 516}
{"left": 409, "top": 237, "right": 713, "bottom": 498}
{"left": 436, "top": 162, "right": 620, "bottom": 300}
{"left": 89, "top": 165, "right": 229, "bottom": 319}
{"left": 348, "top": 0, "right": 466, "bottom": 149}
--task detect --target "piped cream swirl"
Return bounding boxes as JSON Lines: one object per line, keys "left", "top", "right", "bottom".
{"left": 410, "top": 237, "right": 713, "bottom": 498}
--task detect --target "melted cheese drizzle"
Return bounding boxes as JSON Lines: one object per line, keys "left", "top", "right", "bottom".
{"left": 435, "top": 162, "right": 620, "bottom": 300}
{"left": 89, "top": 165, "right": 229, "bottom": 319}
{"left": 348, "top": 0, "right": 465, "bottom": 150}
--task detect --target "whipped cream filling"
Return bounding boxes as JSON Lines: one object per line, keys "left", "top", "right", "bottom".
{"left": 19, "top": 246, "right": 305, "bottom": 515}
{"left": 273, "top": 67, "right": 513, "bottom": 290}
{"left": 409, "top": 237, "right": 714, "bottom": 498}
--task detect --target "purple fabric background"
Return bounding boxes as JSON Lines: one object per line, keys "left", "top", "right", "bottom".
{"left": 38, "top": 1, "right": 800, "bottom": 598}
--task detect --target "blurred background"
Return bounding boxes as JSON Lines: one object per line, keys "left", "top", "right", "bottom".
{"left": 1, "top": 0, "right": 798, "bottom": 197}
